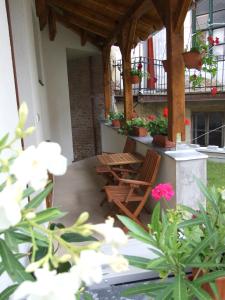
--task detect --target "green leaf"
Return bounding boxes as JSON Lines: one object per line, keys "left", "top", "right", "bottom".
{"left": 173, "top": 274, "right": 188, "bottom": 300}
{"left": 186, "top": 232, "right": 217, "bottom": 263}
{"left": 117, "top": 215, "right": 154, "bottom": 244}
{"left": 186, "top": 280, "right": 210, "bottom": 300}
{"left": 57, "top": 261, "right": 71, "bottom": 273}
{"left": 61, "top": 233, "right": 97, "bottom": 243}
{"left": 0, "top": 133, "right": 9, "bottom": 147}
{"left": 25, "top": 183, "right": 53, "bottom": 209}
{"left": 151, "top": 202, "right": 161, "bottom": 234}
{"left": 125, "top": 255, "right": 151, "bottom": 269}
{"left": 0, "top": 253, "right": 26, "bottom": 276}
{"left": 178, "top": 218, "right": 203, "bottom": 229}
{"left": 0, "top": 284, "right": 18, "bottom": 300}
{"left": 22, "top": 186, "right": 35, "bottom": 200}
{"left": 0, "top": 239, "right": 34, "bottom": 283}
{"left": 122, "top": 282, "right": 169, "bottom": 296}
{"left": 20, "top": 208, "right": 66, "bottom": 226}
{"left": 8, "top": 230, "right": 48, "bottom": 247}
{"left": 4, "top": 231, "right": 19, "bottom": 252}
{"left": 155, "top": 284, "right": 173, "bottom": 300}
{"left": 83, "top": 292, "right": 94, "bottom": 300}
{"left": 194, "top": 270, "right": 225, "bottom": 285}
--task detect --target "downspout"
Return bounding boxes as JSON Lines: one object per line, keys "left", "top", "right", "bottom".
{"left": 147, "top": 37, "right": 155, "bottom": 89}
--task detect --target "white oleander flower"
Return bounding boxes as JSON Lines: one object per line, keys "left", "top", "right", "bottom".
{"left": 71, "top": 250, "right": 105, "bottom": 286}
{"left": 11, "top": 267, "right": 80, "bottom": 300}
{"left": 108, "top": 255, "right": 129, "bottom": 273}
{"left": 0, "top": 183, "right": 22, "bottom": 231}
{"left": 92, "top": 217, "right": 128, "bottom": 248}
{"left": 11, "top": 142, "right": 67, "bottom": 190}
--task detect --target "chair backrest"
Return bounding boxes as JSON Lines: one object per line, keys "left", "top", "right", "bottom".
{"left": 123, "top": 137, "right": 136, "bottom": 153}
{"left": 138, "top": 149, "right": 161, "bottom": 185}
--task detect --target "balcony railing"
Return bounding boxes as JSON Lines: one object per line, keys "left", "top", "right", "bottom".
{"left": 112, "top": 55, "right": 225, "bottom": 96}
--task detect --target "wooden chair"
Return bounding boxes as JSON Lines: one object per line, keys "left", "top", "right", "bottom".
{"left": 104, "top": 149, "right": 161, "bottom": 228}
{"left": 96, "top": 137, "right": 136, "bottom": 177}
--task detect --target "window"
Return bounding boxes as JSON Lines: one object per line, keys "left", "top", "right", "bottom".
{"left": 192, "top": 112, "right": 225, "bottom": 146}
{"left": 193, "top": 0, "right": 225, "bottom": 55}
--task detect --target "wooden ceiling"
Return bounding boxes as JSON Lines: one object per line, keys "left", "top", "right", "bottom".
{"left": 35, "top": 0, "right": 167, "bottom": 49}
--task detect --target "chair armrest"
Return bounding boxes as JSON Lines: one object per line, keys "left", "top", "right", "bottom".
{"left": 119, "top": 178, "right": 151, "bottom": 186}
{"left": 112, "top": 167, "right": 137, "bottom": 174}
{"left": 110, "top": 169, "right": 121, "bottom": 181}
{"left": 102, "top": 152, "right": 115, "bottom": 154}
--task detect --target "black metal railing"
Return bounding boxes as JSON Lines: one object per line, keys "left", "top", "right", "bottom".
{"left": 112, "top": 55, "right": 225, "bottom": 96}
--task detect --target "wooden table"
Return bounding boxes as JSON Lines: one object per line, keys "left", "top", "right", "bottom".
{"left": 97, "top": 152, "right": 144, "bottom": 166}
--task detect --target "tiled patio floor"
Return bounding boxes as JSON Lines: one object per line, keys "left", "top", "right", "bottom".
{"left": 53, "top": 157, "right": 149, "bottom": 227}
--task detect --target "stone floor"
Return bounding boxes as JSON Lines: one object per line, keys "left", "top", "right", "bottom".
{"left": 53, "top": 156, "right": 149, "bottom": 227}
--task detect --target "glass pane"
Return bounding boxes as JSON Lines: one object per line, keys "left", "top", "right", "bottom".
{"left": 208, "top": 112, "right": 223, "bottom": 146}
{"left": 213, "top": 0, "right": 225, "bottom": 11}
{"left": 196, "top": 14, "right": 209, "bottom": 30}
{"left": 193, "top": 113, "right": 206, "bottom": 146}
{"left": 196, "top": 0, "right": 209, "bottom": 15}
{"left": 213, "top": 10, "right": 225, "bottom": 24}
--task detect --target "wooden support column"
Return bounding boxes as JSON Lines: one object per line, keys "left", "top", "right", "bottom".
{"left": 102, "top": 46, "right": 111, "bottom": 118}
{"left": 166, "top": 7, "right": 185, "bottom": 142}
{"left": 119, "top": 20, "right": 137, "bottom": 120}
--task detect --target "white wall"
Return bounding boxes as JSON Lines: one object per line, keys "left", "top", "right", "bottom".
{"left": 0, "top": 0, "right": 20, "bottom": 291}
{"left": 9, "top": 0, "right": 100, "bottom": 164}
{"left": 41, "top": 24, "right": 99, "bottom": 163}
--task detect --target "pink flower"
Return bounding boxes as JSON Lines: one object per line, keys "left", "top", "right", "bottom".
{"left": 215, "top": 37, "right": 219, "bottom": 45}
{"left": 185, "top": 118, "right": 191, "bottom": 126}
{"left": 208, "top": 36, "right": 214, "bottom": 46}
{"left": 151, "top": 183, "right": 174, "bottom": 201}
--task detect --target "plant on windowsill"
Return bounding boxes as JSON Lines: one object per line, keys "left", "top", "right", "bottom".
{"left": 118, "top": 182, "right": 225, "bottom": 299}
{"left": 108, "top": 111, "right": 124, "bottom": 128}
{"left": 130, "top": 63, "right": 149, "bottom": 84}
{"left": 146, "top": 108, "right": 190, "bottom": 148}
{"left": 126, "top": 117, "right": 148, "bottom": 137}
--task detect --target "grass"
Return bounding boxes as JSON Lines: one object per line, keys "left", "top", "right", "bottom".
{"left": 207, "top": 160, "right": 225, "bottom": 188}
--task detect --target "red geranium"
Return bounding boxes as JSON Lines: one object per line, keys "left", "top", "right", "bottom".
{"left": 211, "top": 87, "right": 217, "bottom": 96}
{"left": 163, "top": 107, "right": 168, "bottom": 118}
{"left": 153, "top": 77, "right": 157, "bottom": 83}
{"left": 185, "top": 118, "right": 191, "bottom": 126}
{"left": 148, "top": 114, "right": 156, "bottom": 121}
{"left": 137, "top": 63, "right": 142, "bottom": 70}
{"left": 208, "top": 35, "right": 214, "bottom": 45}
{"left": 215, "top": 37, "right": 220, "bottom": 45}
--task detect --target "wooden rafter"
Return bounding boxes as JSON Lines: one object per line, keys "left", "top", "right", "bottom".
{"left": 55, "top": 12, "right": 104, "bottom": 49}
{"left": 47, "top": 0, "right": 114, "bottom": 31}
{"left": 35, "top": 0, "right": 48, "bottom": 30}
{"left": 151, "top": 0, "right": 166, "bottom": 26}
{"left": 48, "top": 7, "right": 56, "bottom": 41}
{"left": 106, "top": 0, "right": 151, "bottom": 46}
{"left": 174, "top": 0, "right": 193, "bottom": 32}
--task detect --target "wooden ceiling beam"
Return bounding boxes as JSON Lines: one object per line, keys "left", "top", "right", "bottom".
{"left": 55, "top": 12, "right": 104, "bottom": 49}
{"left": 174, "top": 0, "right": 192, "bottom": 32}
{"left": 106, "top": 0, "right": 151, "bottom": 46}
{"left": 47, "top": 0, "right": 114, "bottom": 30}
{"left": 35, "top": 0, "right": 48, "bottom": 30}
{"left": 59, "top": 12, "right": 110, "bottom": 38}
{"left": 151, "top": 0, "right": 166, "bottom": 26}
{"left": 84, "top": 0, "right": 127, "bottom": 16}
{"left": 48, "top": 7, "right": 56, "bottom": 41}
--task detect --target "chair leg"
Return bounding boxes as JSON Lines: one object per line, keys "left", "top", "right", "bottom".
{"left": 113, "top": 199, "right": 146, "bottom": 230}
{"left": 100, "top": 196, "right": 107, "bottom": 207}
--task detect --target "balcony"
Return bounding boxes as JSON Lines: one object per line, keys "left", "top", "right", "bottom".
{"left": 112, "top": 55, "right": 225, "bottom": 102}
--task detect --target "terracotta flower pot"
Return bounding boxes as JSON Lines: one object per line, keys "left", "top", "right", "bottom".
{"left": 162, "top": 60, "right": 168, "bottom": 72}
{"left": 130, "top": 75, "right": 140, "bottom": 84}
{"left": 152, "top": 135, "right": 175, "bottom": 148}
{"left": 192, "top": 269, "right": 225, "bottom": 299}
{"left": 111, "top": 119, "right": 121, "bottom": 128}
{"left": 182, "top": 51, "right": 203, "bottom": 71}
{"left": 132, "top": 126, "right": 148, "bottom": 137}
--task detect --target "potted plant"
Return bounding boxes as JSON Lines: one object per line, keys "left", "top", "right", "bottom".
{"left": 108, "top": 111, "right": 124, "bottom": 128}
{"left": 127, "top": 117, "right": 148, "bottom": 137}
{"left": 183, "top": 31, "right": 219, "bottom": 73}
{"left": 147, "top": 108, "right": 190, "bottom": 148}
{"left": 118, "top": 182, "right": 225, "bottom": 299}
{"left": 130, "top": 63, "right": 149, "bottom": 84}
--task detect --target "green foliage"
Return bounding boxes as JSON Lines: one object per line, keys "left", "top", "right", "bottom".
{"left": 207, "top": 161, "right": 225, "bottom": 188}
{"left": 190, "top": 74, "right": 204, "bottom": 90}
{"left": 147, "top": 117, "right": 168, "bottom": 136}
{"left": 130, "top": 67, "right": 149, "bottom": 80}
{"left": 108, "top": 111, "right": 124, "bottom": 121}
{"left": 118, "top": 181, "right": 225, "bottom": 299}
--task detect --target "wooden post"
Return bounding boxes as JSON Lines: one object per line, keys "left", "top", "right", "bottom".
{"left": 102, "top": 46, "right": 111, "bottom": 118}
{"left": 119, "top": 21, "right": 137, "bottom": 120}
{"left": 166, "top": 13, "right": 185, "bottom": 141}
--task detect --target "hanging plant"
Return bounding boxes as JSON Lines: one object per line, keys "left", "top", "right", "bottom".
{"left": 130, "top": 63, "right": 149, "bottom": 84}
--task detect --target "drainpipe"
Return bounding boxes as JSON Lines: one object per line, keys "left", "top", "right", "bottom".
{"left": 147, "top": 37, "right": 156, "bottom": 89}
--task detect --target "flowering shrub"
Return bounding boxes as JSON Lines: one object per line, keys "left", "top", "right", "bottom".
{"left": 0, "top": 103, "right": 128, "bottom": 299}
{"left": 130, "top": 63, "right": 149, "bottom": 80}
{"left": 147, "top": 108, "right": 190, "bottom": 136}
